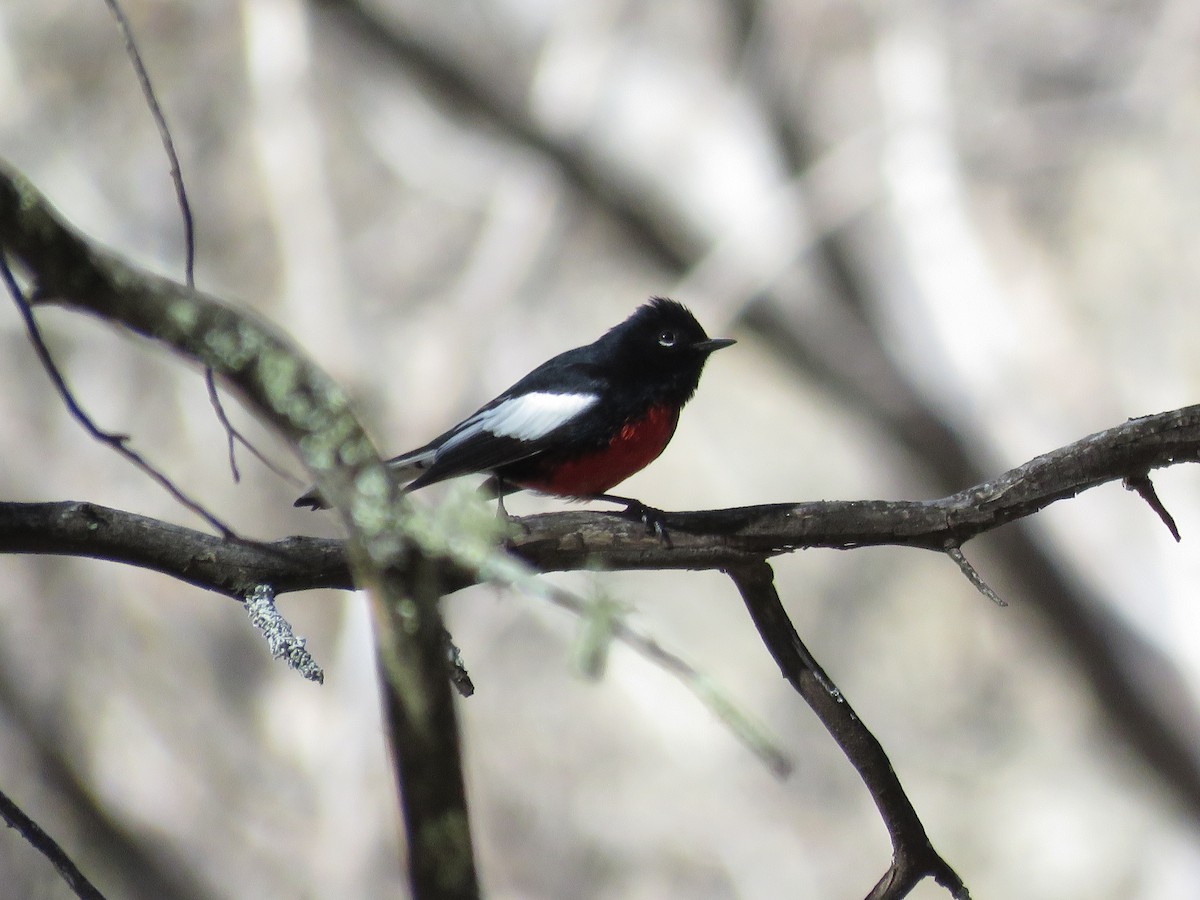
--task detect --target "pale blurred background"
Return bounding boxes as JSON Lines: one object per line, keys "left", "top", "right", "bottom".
{"left": 3, "top": 1, "right": 1200, "bottom": 897}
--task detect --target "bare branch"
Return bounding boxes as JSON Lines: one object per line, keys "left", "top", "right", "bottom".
{"left": 100, "top": 0, "right": 194, "bottom": 285}
{"left": 0, "top": 502, "right": 347, "bottom": 596}
{"left": 0, "top": 784, "right": 107, "bottom": 900}
{"left": 727, "top": 561, "right": 968, "bottom": 900}
{"left": 203, "top": 367, "right": 305, "bottom": 486}
{"left": 104, "top": 0, "right": 289, "bottom": 485}
{"left": 0, "top": 254, "right": 238, "bottom": 538}
{"left": 3, "top": 404, "right": 1199, "bottom": 592}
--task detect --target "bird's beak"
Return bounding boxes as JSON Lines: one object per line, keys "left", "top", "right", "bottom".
{"left": 693, "top": 337, "right": 736, "bottom": 353}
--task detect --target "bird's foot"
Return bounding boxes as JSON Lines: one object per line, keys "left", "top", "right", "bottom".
{"left": 592, "top": 493, "right": 672, "bottom": 547}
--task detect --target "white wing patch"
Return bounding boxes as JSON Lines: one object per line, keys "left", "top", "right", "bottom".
{"left": 443, "top": 391, "right": 598, "bottom": 450}
{"left": 387, "top": 446, "right": 437, "bottom": 472}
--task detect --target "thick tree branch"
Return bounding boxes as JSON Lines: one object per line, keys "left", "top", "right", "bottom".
{"left": 0, "top": 161, "right": 479, "bottom": 900}
{"left": 2, "top": 406, "right": 1194, "bottom": 595}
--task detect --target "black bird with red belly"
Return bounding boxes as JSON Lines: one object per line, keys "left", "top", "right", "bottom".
{"left": 295, "top": 297, "right": 734, "bottom": 524}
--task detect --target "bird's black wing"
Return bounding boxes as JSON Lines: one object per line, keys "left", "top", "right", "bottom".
{"left": 403, "top": 352, "right": 610, "bottom": 491}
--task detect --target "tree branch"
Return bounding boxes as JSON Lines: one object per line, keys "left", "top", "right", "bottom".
{"left": 0, "top": 784, "right": 107, "bottom": 900}
{"left": 1, "top": 404, "right": 1197, "bottom": 594}
{"left": 727, "top": 561, "right": 967, "bottom": 900}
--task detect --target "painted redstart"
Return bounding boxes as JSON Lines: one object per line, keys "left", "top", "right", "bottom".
{"left": 294, "top": 297, "right": 734, "bottom": 524}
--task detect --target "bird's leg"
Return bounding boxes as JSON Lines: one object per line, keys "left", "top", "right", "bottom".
{"left": 483, "top": 477, "right": 529, "bottom": 536}
{"left": 589, "top": 492, "right": 672, "bottom": 547}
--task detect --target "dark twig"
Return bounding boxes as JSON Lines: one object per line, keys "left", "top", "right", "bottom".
{"left": 0, "top": 783, "right": 107, "bottom": 900}
{"left": 727, "top": 561, "right": 968, "bottom": 900}
{"left": 207, "top": 368, "right": 242, "bottom": 481}
{"left": 0, "top": 254, "right": 237, "bottom": 539}
{"left": 103, "top": 0, "right": 283, "bottom": 484}
{"left": 1124, "top": 473, "right": 1181, "bottom": 542}
{"left": 204, "top": 368, "right": 307, "bottom": 487}
{"left": 100, "top": 0, "right": 194, "bottom": 285}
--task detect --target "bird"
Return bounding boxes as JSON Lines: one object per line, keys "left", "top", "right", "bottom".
{"left": 294, "top": 297, "right": 734, "bottom": 527}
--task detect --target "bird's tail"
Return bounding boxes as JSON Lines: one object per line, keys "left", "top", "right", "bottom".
{"left": 292, "top": 446, "right": 437, "bottom": 510}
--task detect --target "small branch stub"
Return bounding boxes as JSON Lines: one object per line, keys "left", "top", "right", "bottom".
{"left": 944, "top": 546, "right": 1007, "bottom": 608}
{"left": 443, "top": 629, "right": 474, "bottom": 697}
{"left": 244, "top": 584, "right": 324, "bottom": 684}
{"left": 1124, "top": 473, "right": 1182, "bottom": 542}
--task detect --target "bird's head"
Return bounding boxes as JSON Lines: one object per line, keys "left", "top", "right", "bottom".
{"left": 603, "top": 297, "right": 735, "bottom": 401}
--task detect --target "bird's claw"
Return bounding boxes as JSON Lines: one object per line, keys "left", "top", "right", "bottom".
{"left": 588, "top": 493, "right": 674, "bottom": 546}
{"left": 621, "top": 499, "right": 672, "bottom": 548}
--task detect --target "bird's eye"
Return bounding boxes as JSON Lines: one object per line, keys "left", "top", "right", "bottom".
{"left": 657, "top": 330, "right": 677, "bottom": 347}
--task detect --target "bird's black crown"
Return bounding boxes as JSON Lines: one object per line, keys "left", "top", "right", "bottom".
{"left": 597, "top": 296, "right": 733, "bottom": 404}
{"left": 603, "top": 297, "right": 711, "bottom": 359}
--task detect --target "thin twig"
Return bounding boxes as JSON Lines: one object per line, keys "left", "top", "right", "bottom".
{"left": 0, "top": 784, "right": 107, "bottom": 900}
{"left": 103, "top": 0, "right": 293, "bottom": 485}
{"left": 206, "top": 367, "right": 242, "bottom": 481}
{"left": 204, "top": 368, "right": 306, "bottom": 487}
{"left": 547, "top": 582, "right": 792, "bottom": 778}
{"left": 100, "top": 0, "right": 194, "bottom": 285}
{"left": 0, "top": 254, "right": 237, "bottom": 538}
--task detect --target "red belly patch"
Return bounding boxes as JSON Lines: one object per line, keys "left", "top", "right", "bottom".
{"left": 518, "top": 404, "right": 679, "bottom": 496}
